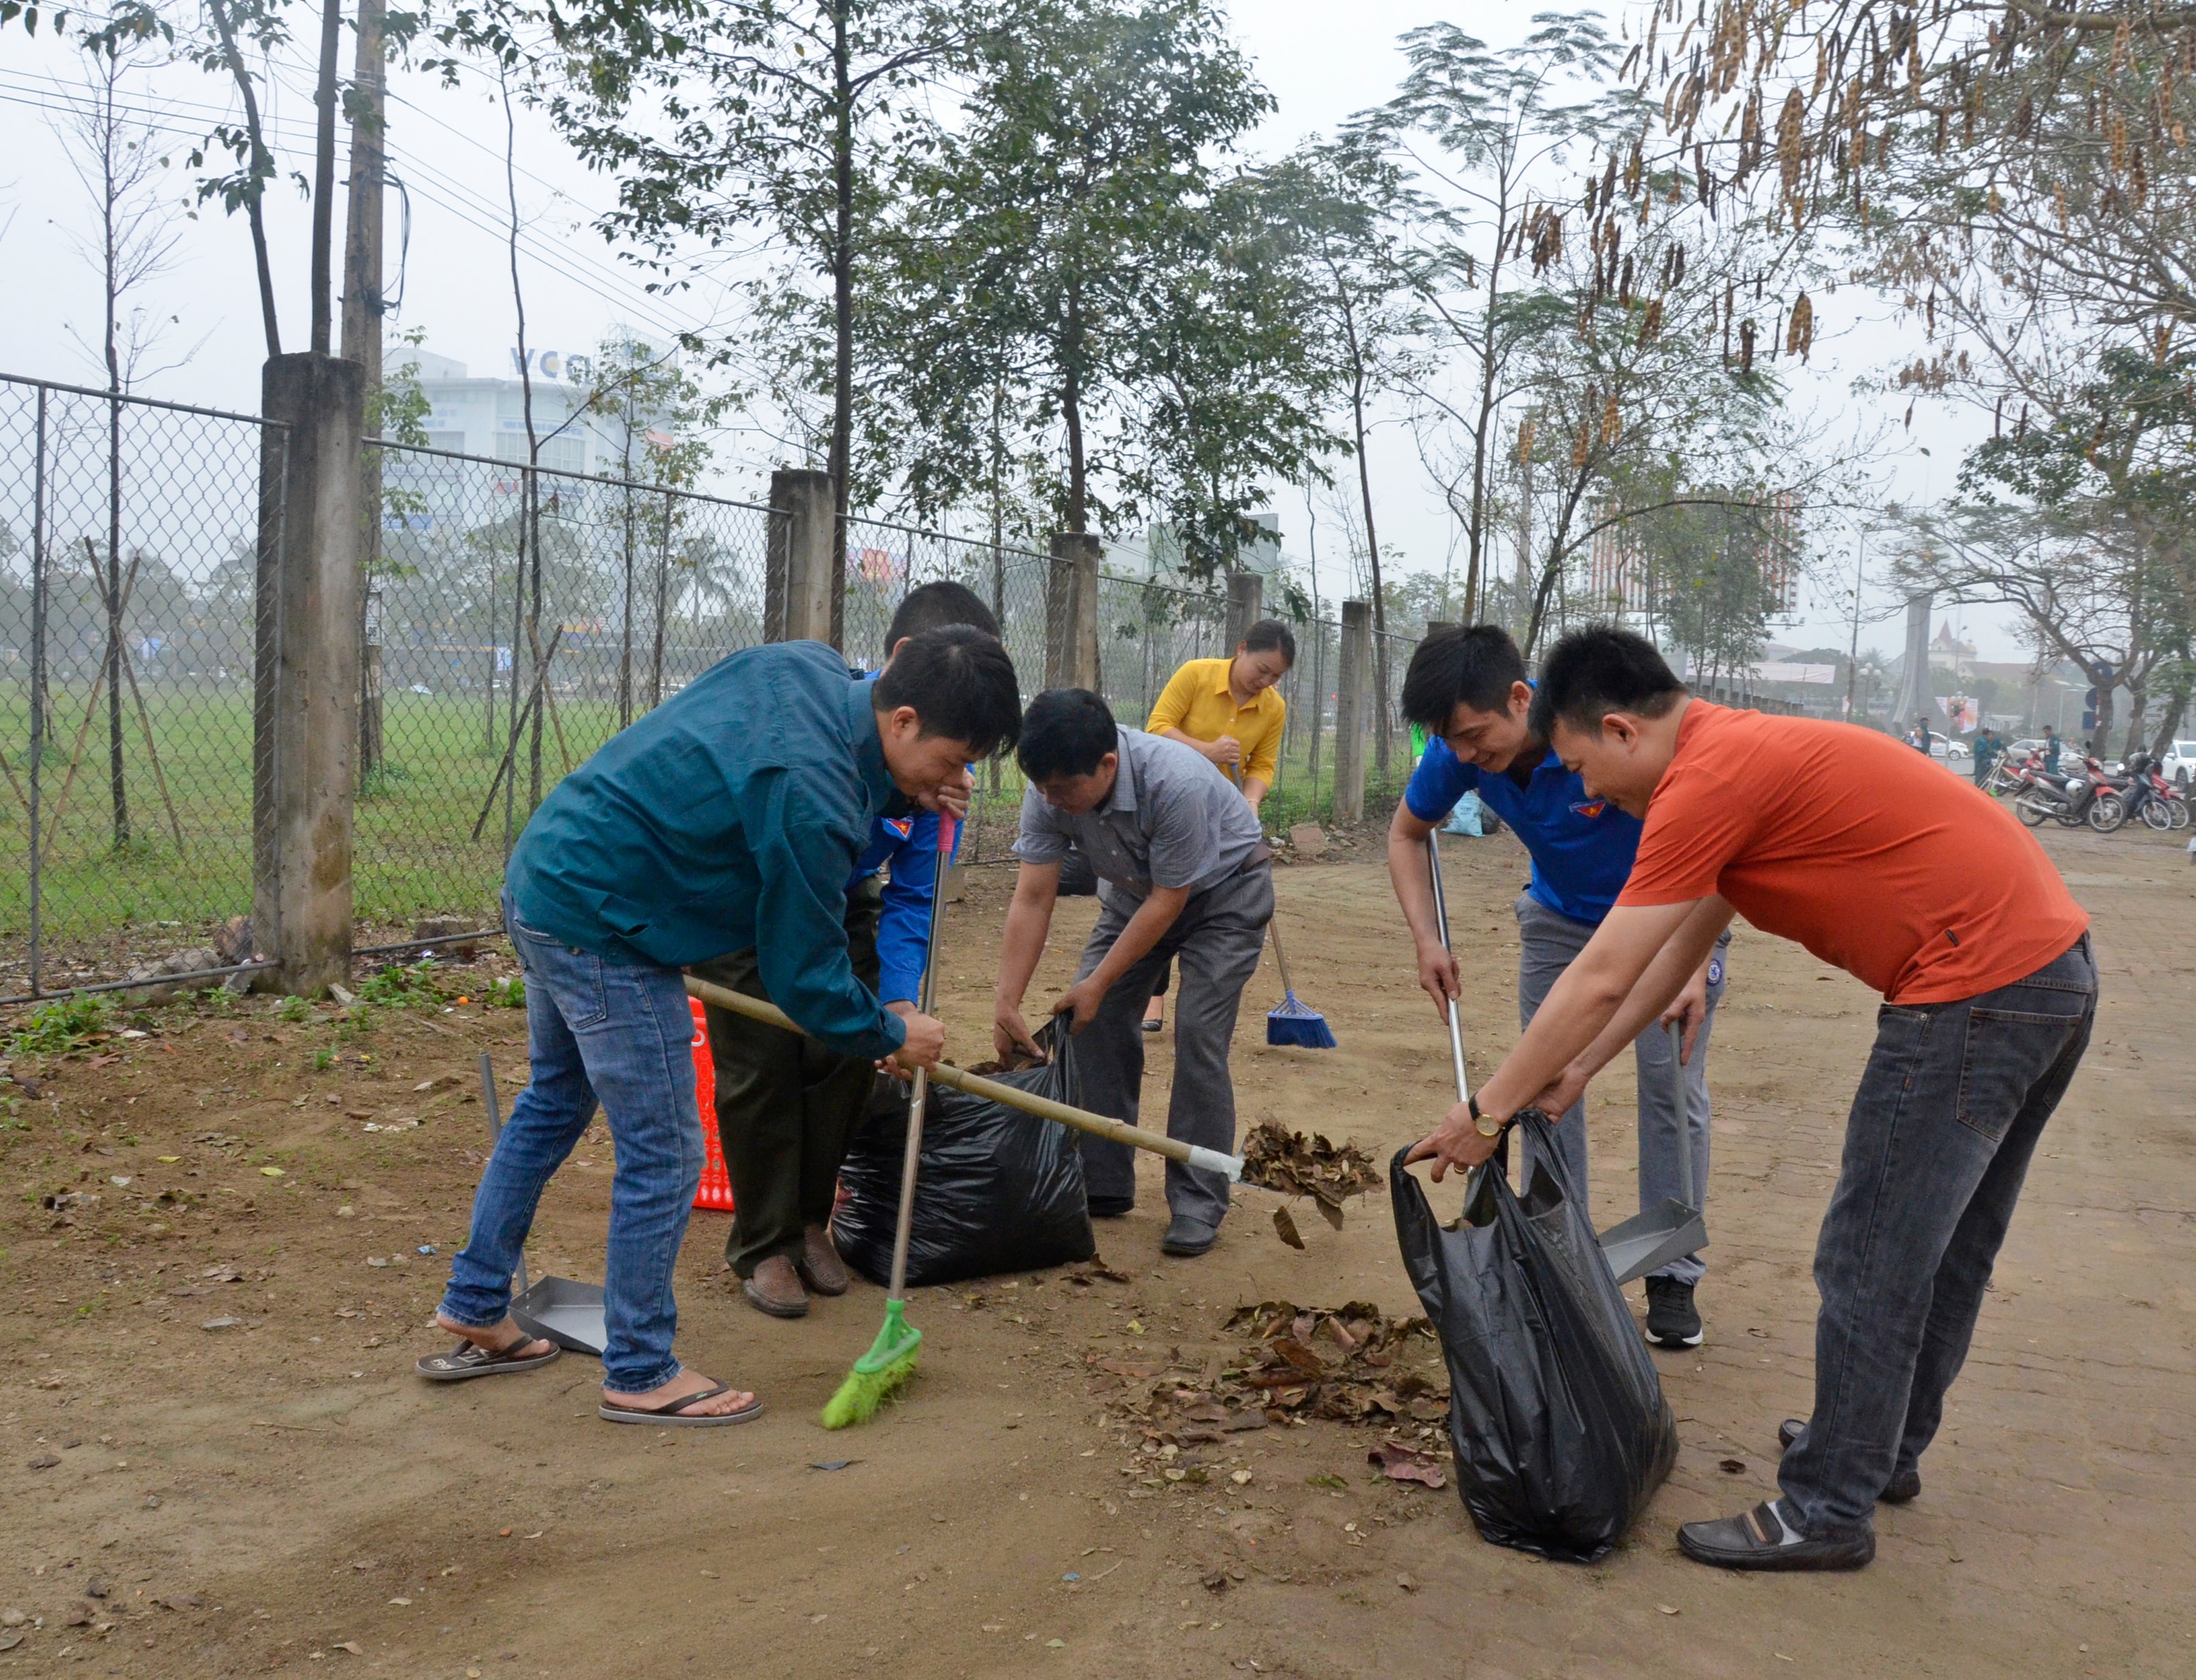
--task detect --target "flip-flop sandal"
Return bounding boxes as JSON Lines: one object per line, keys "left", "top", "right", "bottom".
{"left": 415, "top": 1331, "right": 561, "bottom": 1382}
{"left": 598, "top": 1383, "right": 764, "bottom": 1428}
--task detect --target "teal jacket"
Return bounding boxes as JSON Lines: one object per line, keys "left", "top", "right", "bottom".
{"left": 505, "top": 640, "right": 909, "bottom": 1060}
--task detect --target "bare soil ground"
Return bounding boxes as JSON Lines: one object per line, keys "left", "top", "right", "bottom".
{"left": 3, "top": 822, "right": 2193, "bottom": 1679}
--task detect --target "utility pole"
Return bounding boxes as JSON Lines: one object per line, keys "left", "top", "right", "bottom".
{"left": 341, "top": 0, "right": 388, "bottom": 782}
{"left": 1843, "top": 526, "right": 1865, "bottom": 723}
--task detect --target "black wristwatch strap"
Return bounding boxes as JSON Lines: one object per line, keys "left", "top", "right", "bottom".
{"left": 1467, "top": 1094, "right": 1481, "bottom": 1123}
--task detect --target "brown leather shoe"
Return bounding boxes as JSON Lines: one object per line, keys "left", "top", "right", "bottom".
{"left": 742, "top": 1254, "right": 808, "bottom": 1318}
{"left": 797, "top": 1224, "right": 850, "bottom": 1296}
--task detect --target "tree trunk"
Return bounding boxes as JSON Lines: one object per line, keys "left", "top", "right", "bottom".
{"left": 2147, "top": 671, "right": 2191, "bottom": 762}
{"left": 1062, "top": 283, "right": 1088, "bottom": 533}
{"left": 1350, "top": 374, "right": 1390, "bottom": 780}
{"left": 208, "top": 0, "right": 282, "bottom": 357}
{"left": 1462, "top": 218, "right": 1506, "bottom": 623}
{"left": 308, "top": 0, "right": 344, "bottom": 355}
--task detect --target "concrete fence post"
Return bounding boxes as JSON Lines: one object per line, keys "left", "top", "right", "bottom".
{"left": 765, "top": 468, "right": 837, "bottom": 645}
{"left": 1425, "top": 620, "right": 1458, "bottom": 640}
{"left": 1046, "top": 533, "right": 1101, "bottom": 692}
{"left": 254, "top": 353, "right": 366, "bottom": 997}
{"left": 1224, "top": 570, "right": 1263, "bottom": 651}
{"left": 1333, "top": 599, "right": 1370, "bottom": 825}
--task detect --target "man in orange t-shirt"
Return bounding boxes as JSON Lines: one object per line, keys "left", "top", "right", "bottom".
{"left": 1408, "top": 626, "right": 2095, "bottom": 1574}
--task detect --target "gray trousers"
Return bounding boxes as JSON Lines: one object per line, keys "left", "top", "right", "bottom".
{"left": 1071, "top": 866, "right": 1275, "bottom": 1227}
{"left": 1515, "top": 891, "right": 1727, "bottom": 1285}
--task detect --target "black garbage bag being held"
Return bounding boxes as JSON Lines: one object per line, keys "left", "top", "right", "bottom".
{"left": 833, "top": 1021, "right": 1097, "bottom": 1288}
{"left": 1390, "top": 1112, "right": 1678, "bottom": 1563}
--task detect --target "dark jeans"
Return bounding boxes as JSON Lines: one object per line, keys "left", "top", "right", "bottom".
{"left": 1781, "top": 934, "right": 2096, "bottom": 1533}
{"left": 1072, "top": 866, "right": 1274, "bottom": 1227}
{"left": 443, "top": 891, "right": 703, "bottom": 1394}
{"left": 690, "top": 876, "right": 884, "bottom": 1279}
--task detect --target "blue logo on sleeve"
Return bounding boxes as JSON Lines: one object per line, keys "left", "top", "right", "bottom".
{"left": 1568, "top": 799, "right": 1611, "bottom": 820}
{"left": 1707, "top": 956, "right": 1725, "bottom": 989}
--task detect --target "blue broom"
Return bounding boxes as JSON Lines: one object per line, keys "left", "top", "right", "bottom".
{"left": 1265, "top": 912, "right": 1336, "bottom": 1048}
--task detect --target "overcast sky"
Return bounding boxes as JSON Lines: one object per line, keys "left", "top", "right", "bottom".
{"left": 0, "top": 0, "right": 2019, "bottom": 662}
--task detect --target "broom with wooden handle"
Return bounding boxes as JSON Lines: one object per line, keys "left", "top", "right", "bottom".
{"left": 679, "top": 993, "right": 1248, "bottom": 1181}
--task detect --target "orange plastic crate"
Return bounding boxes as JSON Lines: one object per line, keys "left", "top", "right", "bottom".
{"left": 689, "top": 998, "right": 736, "bottom": 1211}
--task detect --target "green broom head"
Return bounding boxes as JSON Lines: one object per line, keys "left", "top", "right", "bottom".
{"left": 818, "top": 1297, "right": 922, "bottom": 1430}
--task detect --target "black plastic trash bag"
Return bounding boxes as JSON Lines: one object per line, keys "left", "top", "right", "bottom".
{"left": 1390, "top": 1112, "right": 1678, "bottom": 1563}
{"left": 833, "top": 1022, "right": 1096, "bottom": 1288}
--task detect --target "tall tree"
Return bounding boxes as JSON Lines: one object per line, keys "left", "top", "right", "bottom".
{"left": 876, "top": 0, "right": 1273, "bottom": 536}
{"left": 1373, "top": 12, "right": 1638, "bottom": 624}
{"left": 507, "top": 0, "right": 969, "bottom": 646}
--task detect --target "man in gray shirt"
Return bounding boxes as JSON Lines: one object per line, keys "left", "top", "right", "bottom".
{"left": 994, "top": 689, "right": 1272, "bottom": 1257}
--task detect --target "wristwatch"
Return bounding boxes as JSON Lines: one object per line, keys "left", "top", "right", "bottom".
{"left": 1468, "top": 1093, "right": 1502, "bottom": 1139}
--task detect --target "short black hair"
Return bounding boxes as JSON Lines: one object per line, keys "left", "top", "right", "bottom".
{"left": 872, "top": 625, "right": 1022, "bottom": 760}
{"left": 1016, "top": 689, "right": 1117, "bottom": 782}
{"left": 1527, "top": 624, "right": 1687, "bottom": 738}
{"left": 1240, "top": 618, "right": 1296, "bottom": 664}
{"left": 887, "top": 580, "right": 1001, "bottom": 651}
{"left": 1401, "top": 625, "right": 1528, "bottom": 729}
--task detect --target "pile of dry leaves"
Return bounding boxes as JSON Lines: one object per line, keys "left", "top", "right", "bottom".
{"left": 1238, "top": 1121, "right": 1384, "bottom": 1248}
{"left": 1088, "top": 1298, "right": 1452, "bottom": 1484}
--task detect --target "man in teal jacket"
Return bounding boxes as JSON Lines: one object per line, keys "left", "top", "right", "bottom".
{"left": 419, "top": 629, "right": 1021, "bottom": 1426}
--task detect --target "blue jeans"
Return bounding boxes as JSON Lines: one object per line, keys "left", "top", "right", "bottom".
{"left": 1781, "top": 934, "right": 2096, "bottom": 1533}
{"left": 440, "top": 892, "right": 704, "bottom": 1395}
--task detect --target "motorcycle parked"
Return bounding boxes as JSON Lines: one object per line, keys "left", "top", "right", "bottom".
{"left": 2118, "top": 753, "right": 2191, "bottom": 831}
{"left": 2011, "top": 751, "right": 2127, "bottom": 832}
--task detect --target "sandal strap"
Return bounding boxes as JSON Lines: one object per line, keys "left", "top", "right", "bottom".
{"left": 609, "top": 1382, "right": 733, "bottom": 1418}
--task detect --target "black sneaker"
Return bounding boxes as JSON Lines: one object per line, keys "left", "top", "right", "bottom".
{"left": 1644, "top": 1277, "right": 1703, "bottom": 1347}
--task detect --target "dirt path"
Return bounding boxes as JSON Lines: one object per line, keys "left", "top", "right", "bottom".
{"left": 3, "top": 823, "right": 2193, "bottom": 1678}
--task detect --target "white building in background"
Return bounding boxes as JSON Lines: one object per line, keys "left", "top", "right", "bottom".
{"left": 399, "top": 347, "right": 651, "bottom": 478}
{"left": 1106, "top": 513, "right": 1287, "bottom": 584}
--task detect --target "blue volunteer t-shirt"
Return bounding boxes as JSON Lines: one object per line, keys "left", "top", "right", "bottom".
{"left": 1403, "top": 736, "right": 1642, "bottom": 925}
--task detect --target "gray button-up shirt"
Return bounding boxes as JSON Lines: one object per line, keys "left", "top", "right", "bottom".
{"left": 1014, "top": 727, "right": 1265, "bottom": 897}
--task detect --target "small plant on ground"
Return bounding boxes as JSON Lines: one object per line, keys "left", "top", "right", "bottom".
{"left": 6, "top": 996, "right": 109, "bottom": 1058}
{"left": 275, "top": 995, "right": 312, "bottom": 1024}
{"left": 312, "top": 1048, "right": 336, "bottom": 1071}
{"left": 356, "top": 961, "right": 451, "bottom": 1010}
{"left": 484, "top": 975, "right": 526, "bottom": 1009}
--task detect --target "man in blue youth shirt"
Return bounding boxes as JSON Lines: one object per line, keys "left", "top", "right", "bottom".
{"left": 1385, "top": 626, "right": 1729, "bottom": 1348}
{"left": 421, "top": 625, "right": 1020, "bottom": 1425}
{"left": 693, "top": 582, "right": 997, "bottom": 1320}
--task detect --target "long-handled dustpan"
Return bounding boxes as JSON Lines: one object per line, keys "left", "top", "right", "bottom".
{"left": 1595, "top": 1021, "right": 1709, "bottom": 1286}
{"left": 481, "top": 1051, "right": 609, "bottom": 1356}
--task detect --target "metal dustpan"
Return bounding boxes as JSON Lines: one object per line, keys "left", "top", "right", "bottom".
{"left": 1596, "top": 1021, "right": 1709, "bottom": 1285}
{"left": 480, "top": 1053, "right": 607, "bottom": 1357}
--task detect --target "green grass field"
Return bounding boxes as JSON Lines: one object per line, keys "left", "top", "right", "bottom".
{"left": 2, "top": 679, "right": 1407, "bottom": 964}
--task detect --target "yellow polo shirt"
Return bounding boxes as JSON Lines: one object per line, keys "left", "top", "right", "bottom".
{"left": 1146, "top": 657, "right": 1287, "bottom": 787}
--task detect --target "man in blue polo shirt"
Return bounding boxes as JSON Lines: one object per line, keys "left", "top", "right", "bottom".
{"left": 1385, "top": 625, "right": 1729, "bottom": 1347}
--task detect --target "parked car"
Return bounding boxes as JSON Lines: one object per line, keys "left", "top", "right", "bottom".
{"left": 1925, "top": 736, "right": 1971, "bottom": 762}
{"left": 2160, "top": 739, "right": 2196, "bottom": 790}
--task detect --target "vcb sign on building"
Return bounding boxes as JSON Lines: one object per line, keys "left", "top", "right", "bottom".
{"left": 510, "top": 349, "right": 596, "bottom": 384}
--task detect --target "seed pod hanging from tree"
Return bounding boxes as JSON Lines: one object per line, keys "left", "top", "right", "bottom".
{"left": 1600, "top": 393, "right": 1622, "bottom": 447}
{"left": 1639, "top": 297, "right": 1666, "bottom": 345}
{"left": 1785, "top": 292, "right": 1814, "bottom": 362}
{"left": 1777, "top": 86, "right": 1808, "bottom": 201}
{"left": 1573, "top": 414, "right": 1593, "bottom": 467}
{"left": 1517, "top": 417, "right": 1537, "bottom": 464}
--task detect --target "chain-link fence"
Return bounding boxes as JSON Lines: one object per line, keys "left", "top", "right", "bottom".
{"left": 2, "top": 370, "right": 1418, "bottom": 999}
{"left": 0, "top": 373, "right": 283, "bottom": 1001}
{"left": 361, "top": 440, "right": 773, "bottom": 931}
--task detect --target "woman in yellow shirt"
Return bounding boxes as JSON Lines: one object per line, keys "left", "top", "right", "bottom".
{"left": 1139, "top": 618, "right": 1295, "bottom": 1029}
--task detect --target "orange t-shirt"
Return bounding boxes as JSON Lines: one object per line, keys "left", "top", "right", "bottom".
{"left": 1615, "top": 702, "right": 2088, "bottom": 1003}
